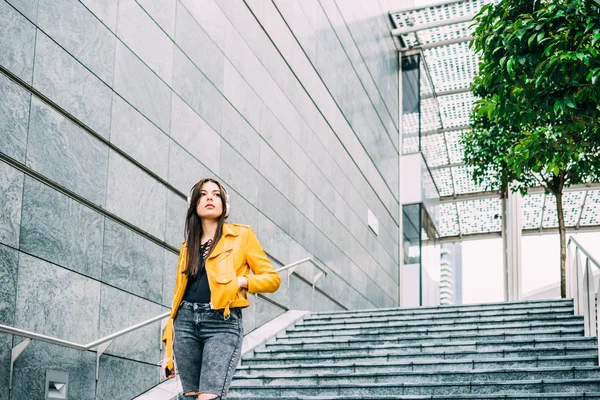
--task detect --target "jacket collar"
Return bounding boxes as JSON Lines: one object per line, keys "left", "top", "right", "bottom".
{"left": 207, "top": 223, "right": 237, "bottom": 259}
{"left": 221, "top": 223, "right": 239, "bottom": 238}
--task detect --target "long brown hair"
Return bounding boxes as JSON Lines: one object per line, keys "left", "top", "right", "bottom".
{"left": 183, "top": 178, "right": 229, "bottom": 277}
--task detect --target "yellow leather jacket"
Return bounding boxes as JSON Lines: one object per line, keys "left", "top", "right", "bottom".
{"left": 162, "top": 223, "right": 281, "bottom": 373}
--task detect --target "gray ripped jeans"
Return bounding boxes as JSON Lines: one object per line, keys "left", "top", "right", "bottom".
{"left": 173, "top": 301, "right": 243, "bottom": 399}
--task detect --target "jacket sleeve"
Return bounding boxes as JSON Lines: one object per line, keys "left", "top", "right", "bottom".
{"left": 244, "top": 228, "right": 281, "bottom": 293}
{"left": 161, "top": 318, "right": 174, "bottom": 373}
{"left": 160, "top": 241, "right": 186, "bottom": 374}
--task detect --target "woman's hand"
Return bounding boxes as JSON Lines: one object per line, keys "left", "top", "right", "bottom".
{"left": 161, "top": 351, "right": 176, "bottom": 379}
{"left": 237, "top": 276, "right": 248, "bottom": 290}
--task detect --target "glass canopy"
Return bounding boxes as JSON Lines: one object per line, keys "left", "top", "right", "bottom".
{"left": 391, "top": 0, "right": 600, "bottom": 240}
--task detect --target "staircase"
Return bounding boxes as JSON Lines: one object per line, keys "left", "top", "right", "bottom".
{"left": 228, "top": 299, "right": 600, "bottom": 399}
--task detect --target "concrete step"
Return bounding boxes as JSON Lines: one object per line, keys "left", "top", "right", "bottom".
{"left": 227, "top": 393, "right": 600, "bottom": 400}
{"left": 241, "top": 345, "right": 598, "bottom": 366}
{"left": 291, "top": 315, "right": 582, "bottom": 333}
{"left": 254, "top": 337, "right": 598, "bottom": 358}
{"left": 236, "top": 355, "right": 598, "bottom": 376}
{"left": 232, "top": 366, "right": 600, "bottom": 386}
{"left": 273, "top": 327, "right": 585, "bottom": 346}
{"left": 282, "top": 320, "right": 584, "bottom": 340}
{"left": 228, "top": 378, "right": 600, "bottom": 397}
{"left": 307, "top": 299, "right": 574, "bottom": 321}
{"left": 298, "top": 307, "right": 575, "bottom": 328}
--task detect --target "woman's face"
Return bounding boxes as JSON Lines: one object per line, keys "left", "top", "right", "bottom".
{"left": 196, "top": 181, "right": 224, "bottom": 220}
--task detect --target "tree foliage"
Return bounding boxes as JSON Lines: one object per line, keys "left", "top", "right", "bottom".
{"left": 462, "top": 0, "right": 600, "bottom": 297}
{"left": 463, "top": 0, "right": 600, "bottom": 195}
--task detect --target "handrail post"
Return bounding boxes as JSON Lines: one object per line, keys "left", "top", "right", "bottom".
{"left": 582, "top": 259, "right": 596, "bottom": 337}
{"left": 566, "top": 244, "right": 573, "bottom": 299}
{"left": 575, "top": 250, "right": 584, "bottom": 316}
{"left": 9, "top": 338, "right": 31, "bottom": 390}
{"left": 287, "top": 265, "right": 300, "bottom": 289}
{"left": 95, "top": 340, "right": 114, "bottom": 381}
{"left": 597, "top": 283, "right": 600, "bottom": 365}
{"left": 312, "top": 271, "right": 325, "bottom": 292}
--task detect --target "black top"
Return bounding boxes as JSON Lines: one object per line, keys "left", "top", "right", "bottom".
{"left": 183, "top": 239, "right": 213, "bottom": 304}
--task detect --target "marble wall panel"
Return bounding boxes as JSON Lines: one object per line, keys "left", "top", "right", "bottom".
{"left": 170, "top": 90, "right": 221, "bottom": 175}
{"left": 102, "top": 219, "right": 164, "bottom": 303}
{"left": 0, "top": 163, "right": 24, "bottom": 248}
{"left": 19, "top": 177, "right": 104, "bottom": 279}
{"left": 26, "top": 97, "right": 109, "bottom": 206}
{"left": 0, "top": 1, "right": 36, "bottom": 83}
{"left": 0, "top": 244, "right": 18, "bottom": 326}
{"left": 99, "top": 285, "right": 163, "bottom": 364}
{"left": 14, "top": 253, "right": 102, "bottom": 343}
{"left": 174, "top": 2, "right": 224, "bottom": 91}
{"left": 113, "top": 41, "right": 171, "bottom": 132}
{"left": 117, "top": 0, "right": 174, "bottom": 85}
{"left": 10, "top": 341, "right": 96, "bottom": 400}
{"left": 105, "top": 150, "right": 167, "bottom": 240}
{"left": 37, "top": 0, "right": 115, "bottom": 85}
{"left": 96, "top": 354, "right": 159, "bottom": 400}
{"left": 0, "top": 74, "right": 31, "bottom": 163}
{"left": 110, "top": 94, "right": 170, "bottom": 180}
{"left": 33, "top": 32, "right": 112, "bottom": 138}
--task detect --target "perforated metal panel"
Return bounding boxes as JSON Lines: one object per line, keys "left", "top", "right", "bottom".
{"left": 452, "top": 165, "right": 495, "bottom": 194}
{"left": 425, "top": 42, "right": 477, "bottom": 92}
{"left": 457, "top": 198, "right": 502, "bottom": 235}
{"left": 439, "top": 92, "right": 475, "bottom": 128}
{"left": 431, "top": 167, "right": 454, "bottom": 197}
{"left": 445, "top": 129, "right": 465, "bottom": 164}
{"left": 579, "top": 190, "right": 600, "bottom": 226}
{"left": 403, "top": 134, "right": 419, "bottom": 154}
{"left": 521, "top": 193, "right": 544, "bottom": 230}
{"left": 391, "top": 0, "right": 489, "bottom": 46}
{"left": 422, "top": 133, "right": 449, "bottom": 168}
{"left": 541, "top": 191, "right": 586, "bottom": 228}
{"left": 394, "top": 0, "right": 487, "bottom": 199}
{"left": 439, "top": 202, "right": 460, "bottom": 236}
{"left": 393, "top": 1, "right": 600, "bottom": 238}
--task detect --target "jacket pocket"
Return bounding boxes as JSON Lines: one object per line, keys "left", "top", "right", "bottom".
{"left": 215, "top": 272, "right": 234, "bottom": 284}
{"left": 211, "top": 271, "right": 238, "bottom": 308}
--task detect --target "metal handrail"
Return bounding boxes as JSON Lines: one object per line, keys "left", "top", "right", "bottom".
{"left": 275, "top": 257, "right": 328, "bottom": 290}
{"left": 566, "top": 236, "right": 600, "bottom": 365}
{"left": 1, "top": 256, "right": 327, "bottom": 389}
{"left": 568, "top": 236, "right": 600, "bottom": 270}
{"left": 1, "top": 311, "right": 170, "bottom": 389}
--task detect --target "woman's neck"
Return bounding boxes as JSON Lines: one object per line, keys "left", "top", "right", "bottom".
{"left": 201, "top": 219, "right": 219, "bottom": 243}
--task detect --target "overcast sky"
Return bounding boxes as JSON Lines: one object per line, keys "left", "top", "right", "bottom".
{"left": 461, "top": 232, "right": 600, "bottom": 304}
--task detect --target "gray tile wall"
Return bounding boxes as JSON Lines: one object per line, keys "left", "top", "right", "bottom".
{"left": 0, "top": 0, "right": 399, "bottom": 397}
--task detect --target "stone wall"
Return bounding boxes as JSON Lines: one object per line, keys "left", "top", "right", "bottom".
{"left": 0, "top": 0, "right": 399, "bottom": 398}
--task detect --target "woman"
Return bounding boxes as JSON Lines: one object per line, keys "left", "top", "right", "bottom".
{"left": 161, "top": 178, "right": 281, "bottom": 400}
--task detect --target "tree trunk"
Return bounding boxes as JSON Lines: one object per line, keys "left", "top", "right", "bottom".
{"left": 556, "top": 189, "right": 567, "bottom": 298}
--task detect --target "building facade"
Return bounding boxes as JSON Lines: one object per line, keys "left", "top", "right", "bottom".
{"left": 0, "top": 0, "right": 401, "bottom": 398}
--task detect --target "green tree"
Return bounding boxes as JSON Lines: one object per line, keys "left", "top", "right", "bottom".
{"left": 462, "top": 0, "right": 600, "bottom": 297}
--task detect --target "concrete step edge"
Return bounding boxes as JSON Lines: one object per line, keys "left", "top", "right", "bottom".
{"left": 238, "top": 354, "right": 597, "bottom": 370}
{"left": 293, "top": 316, "right": 584, "bottom": 331}
{"left": 244, "top": 345, "right": 598, "bottom": 362}
{"left": 300, "top": 309, "right": 576, "bottom": 325}
{"left": 257, "top": 337, "right": 598, "bottom": 354}
{"left": 273, "top": 328, "right": 585, "bottom": 345}
{"left": 230, "top": 377, "right": 600, "bottom": 389}
{"left": 228, "top": 393, "right": 600, "bottom": 400}
{"left": 306, "top": 306, "right": 576, "bottom": 322}
{"left": 283, "top": 323, "right": 585, "bottom": 338}
{"left": 233, "top": 365, "right": 600, "bottom": 380}
{"left": 309, "top": 300, "right": 573, "bottom": 318}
